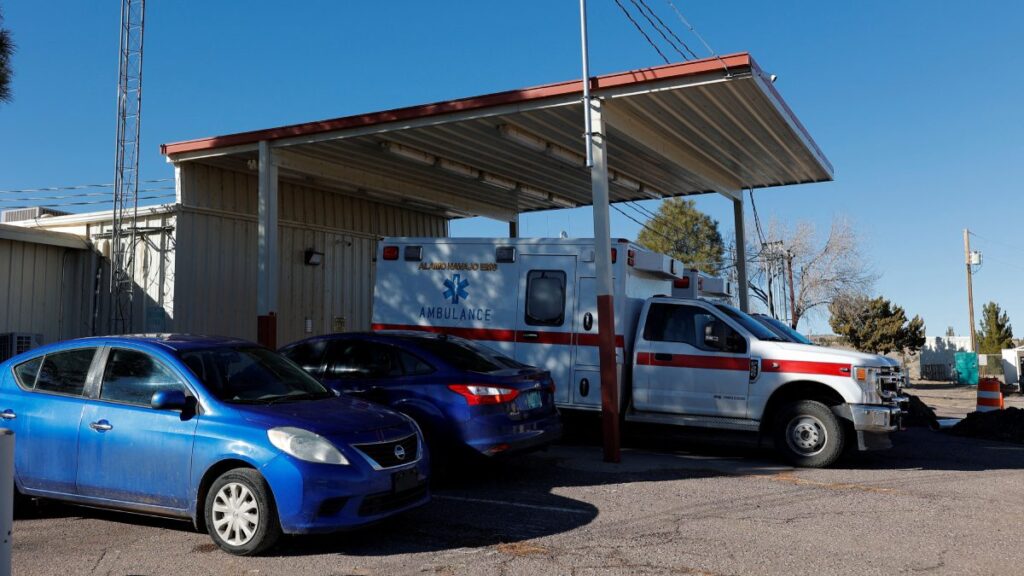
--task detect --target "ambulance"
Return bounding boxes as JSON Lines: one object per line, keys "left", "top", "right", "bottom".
{"left": 371, "top": 238, "right": 906, "bottom": 467}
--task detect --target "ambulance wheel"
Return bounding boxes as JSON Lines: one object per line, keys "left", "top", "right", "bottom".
{"left": 773, "top": 400, "right": 844, "bottom": 468}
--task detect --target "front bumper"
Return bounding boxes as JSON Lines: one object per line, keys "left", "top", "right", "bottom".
{"left": 261, "top": 452, "right": 430, "bottom": 535}
{"left": 849, "top": 401, "right": 904, "bottom": 433}
{"left": 833, "top": 398, "right": 907, "bottom": 452}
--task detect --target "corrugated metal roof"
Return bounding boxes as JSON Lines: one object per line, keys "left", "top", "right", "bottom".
{"left": 161, "top": 53, "right": 832, "bottom": 218}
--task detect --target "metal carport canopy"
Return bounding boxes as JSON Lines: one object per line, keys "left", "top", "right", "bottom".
{"left": 161, "top": 52, "right": 833, "bottom": 222}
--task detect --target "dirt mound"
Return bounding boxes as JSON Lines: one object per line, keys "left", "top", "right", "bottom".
{"left": 950, "top": 407, "right": 1024, "bottom": 444}
{"left": 902, "top": 394, "right": 940, "bottom": 430}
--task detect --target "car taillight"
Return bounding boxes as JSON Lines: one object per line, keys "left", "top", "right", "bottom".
{"left": 611, "top": 248, "right": 617, "bottom": 264}
{"left": 673, "top": 277, "right": 690, "bottom": 289}
{"left": 382, "top": 246, "right": 399, "bottom": 260}
{"left": 448, "top": 384, "right": 520, "bottom": 406}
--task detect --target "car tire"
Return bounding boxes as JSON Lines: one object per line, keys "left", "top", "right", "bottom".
{"left": 204, "top": 468, "right": 282, "bottom": 556}
{"left": 773, "top": 400, "right": 845, "bottom": 468}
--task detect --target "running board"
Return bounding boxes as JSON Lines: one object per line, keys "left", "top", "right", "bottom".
{"left": 625, "top": 411, "right": 761, "bottom": 432}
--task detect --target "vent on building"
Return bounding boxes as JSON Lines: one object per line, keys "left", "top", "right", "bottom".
{"left": 0, "top": 333, "right": 43, "bottom": 362}
{"left": 1, "top": 207, "right": 71, "bottom": 223}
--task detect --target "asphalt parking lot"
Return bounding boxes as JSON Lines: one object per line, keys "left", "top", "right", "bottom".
{"left": 13, "top": 413, "right": 1024, "bottom": 576}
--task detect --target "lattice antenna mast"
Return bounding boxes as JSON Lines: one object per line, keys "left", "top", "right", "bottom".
{"left": 110, "top": 0, "right": 145, "bottom": 334}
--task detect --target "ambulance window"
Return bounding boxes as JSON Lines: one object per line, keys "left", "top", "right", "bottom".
{"left": 644, "top": 303, "right": 726, "bottom": 350}
{"left": 525, "top": 270, "right": 566, "bottom": 326}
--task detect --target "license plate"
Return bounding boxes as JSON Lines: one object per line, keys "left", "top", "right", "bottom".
{"left": 521, "top": 390, "right": 543, "bottom": 410}
{"left": 392, "top": 468, "right": 419, "bottom": 493}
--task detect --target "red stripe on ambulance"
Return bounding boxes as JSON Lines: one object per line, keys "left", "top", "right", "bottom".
{"left": 371, "top": 323, "right": 625, "bottom": 348}
{"left": 760, "top": 359, "right": 851, "bottom": 377}
{"left": 635, "top": 352, "right": 749, "bottom": 371}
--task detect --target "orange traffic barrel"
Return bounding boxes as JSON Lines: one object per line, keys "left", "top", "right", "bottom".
{"left": 977, "top": 377, "right": 1004, "bottom": 412}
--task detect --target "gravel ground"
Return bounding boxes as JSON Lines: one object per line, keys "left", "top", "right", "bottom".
{"left": 12, "top": 420, "right": 1024, "bottom": 576}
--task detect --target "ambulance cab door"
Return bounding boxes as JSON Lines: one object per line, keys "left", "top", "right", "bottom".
{"left": 514, "top": 255, "right": 576, "bottom": 405}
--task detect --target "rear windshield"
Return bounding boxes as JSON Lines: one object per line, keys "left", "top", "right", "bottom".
{"left": 178, "top": 346, "right": 331, "bottom": 403}
{"left": 399, "top": 336, "right": 522, "bottom": 373}
{"left": 712, "top": 304, "right": 785, "bottom": 342}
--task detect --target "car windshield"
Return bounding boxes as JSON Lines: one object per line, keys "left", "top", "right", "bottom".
{"left": 755, "top": 315, "right": 814, "bottom": 345}
{"left": 712, "top": 304, "right": 786, "bottom": 342}
{"left": 399, "top": 335, "right": 523, "bottom": 373}
{"left": 179, "top": 346, "right": 333, "bottom": 404}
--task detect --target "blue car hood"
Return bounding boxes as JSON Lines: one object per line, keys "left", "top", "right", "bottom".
{"left": 232, "top": 396, "right": 412, "bottom": 438}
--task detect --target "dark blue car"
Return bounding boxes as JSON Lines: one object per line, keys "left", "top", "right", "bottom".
{"left": 280, "top": 331, "right": 562, "bottom": 464}
{"left": 0, "top": 335, "right": 429, "bottom": 555}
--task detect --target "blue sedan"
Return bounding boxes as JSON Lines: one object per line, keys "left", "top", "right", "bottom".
{"left": 280, "top": 332, "right": 562, "bottom": 464}
{"left": 0, "top": 335, "right": 429, "bottom": 555}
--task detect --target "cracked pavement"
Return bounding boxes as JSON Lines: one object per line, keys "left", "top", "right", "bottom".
{"left": 13, "top": 423, "right": 1024, "bottom": 575}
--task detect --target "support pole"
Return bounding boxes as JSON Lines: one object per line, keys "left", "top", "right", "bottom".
{"left": 964, "top": 229, "right": 976, "bottom": 353}
{"left": 733, "top": 196, "right": 749, "bottom": 312}
{"left": 257, "top": 141, "right": 279, "bottom": 348}
{"left": 579, "top": 0, "right": 594, "bottom": 167}
{"left": 509, "top": 214, "right": 519, "bottom": 238}
{"left": 589, "top": 98, "right": 620, "bottom": 463}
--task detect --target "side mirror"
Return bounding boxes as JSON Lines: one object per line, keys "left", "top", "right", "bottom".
{"left": 151, "top": 389, "right": 188, "bottom": 411}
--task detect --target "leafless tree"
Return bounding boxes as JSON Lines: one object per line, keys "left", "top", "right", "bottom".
{"left": 748, "top": 216, "right": 875, "bottom": 330}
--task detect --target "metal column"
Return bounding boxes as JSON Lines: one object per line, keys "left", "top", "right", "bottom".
{"left": 509, "top": 214, "right": 519, "bottom": 238}
{"left": 733, "top": 196, "right": 749, "bottom": 312}
{"left": 588, "top": 98, "right": 620, "bottom": 463}
{"left": 257, "top": 141, "right": 279, "bottom": 348}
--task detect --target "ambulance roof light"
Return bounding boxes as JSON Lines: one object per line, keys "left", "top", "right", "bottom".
{"left": 382, "top": 246, "right": 399, "bottom": 260}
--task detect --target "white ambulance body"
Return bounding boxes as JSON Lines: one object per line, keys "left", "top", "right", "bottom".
{"left": 372, "top": 237, "right": 666, "bottom": 411}
{"left": 372, "top": 238, "right": 905, "bottom": 467}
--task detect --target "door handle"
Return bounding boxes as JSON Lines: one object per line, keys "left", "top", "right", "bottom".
{"left": 521, "top": 332, "right": 540, "bottom": 340}
{"left": 89, "top": 420, "right": 113, "bottom": 432}
{"left": 654, "top": 353, "right": 673, "bottom": 361}
{"left": 0, "top": 410, "right": 15, "bottom": 420}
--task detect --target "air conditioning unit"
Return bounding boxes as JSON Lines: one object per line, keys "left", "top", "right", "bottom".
{"left": 1, "top": 207, "right": 70, "bottom": 223}
{"left": 0, "top": 333, "right": 43, "bottom": 362}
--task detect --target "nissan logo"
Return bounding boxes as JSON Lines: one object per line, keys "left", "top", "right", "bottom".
{"left": 394, "top": 444, "right": 407, "bottom": 461}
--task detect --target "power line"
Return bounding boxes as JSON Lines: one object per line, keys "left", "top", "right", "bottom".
{"left": 664, "top": 0, "right": 730, "bottom": 74}
{"left": 612, "top": 0, "right": 670, "bottom": 64}
{"left": 628, "top": 0, "right": 690, "bottom": 61}
{"left": 969, "top": 230, "right": 1019, "bottom": 253}
{"left": 611, "top": 202, "right": 733, "bottom": 271}
{"left": 633, "top": 0, "right": 698, "bottom": 60}
{"left": 0, "top": 178, "right": 172, "bottom": 195}
{"left": 0, "top": 186, "right": 175, "bottom": 204}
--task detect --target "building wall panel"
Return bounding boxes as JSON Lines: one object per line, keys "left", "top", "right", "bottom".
{"left": 0, "top": 237, "right": 90, "bottom": 346}
{"left": 177, "top": 163, "right": 447, "bottom": 345}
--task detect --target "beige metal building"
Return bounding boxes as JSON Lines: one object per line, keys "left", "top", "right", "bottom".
{"left": 3, "top": 168, "right": 445, "bottom": 348}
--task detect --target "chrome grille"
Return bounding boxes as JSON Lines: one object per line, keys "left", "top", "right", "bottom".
{"left": 353, "top": 434, "right": 419, "bottom": 469}
{"left": 877, "top": 367, "right": 904, "bottom": 399}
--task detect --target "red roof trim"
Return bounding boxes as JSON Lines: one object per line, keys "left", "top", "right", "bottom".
{"left": 160, "top": 53, "right": 752, "bottom": 157}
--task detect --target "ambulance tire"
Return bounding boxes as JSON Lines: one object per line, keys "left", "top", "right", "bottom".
{"left": 773, "top": 400, "right": 844, "bottom": 468}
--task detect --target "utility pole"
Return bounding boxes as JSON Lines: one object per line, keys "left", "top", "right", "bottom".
{"left": 964, "top": 228, "right": 977, "bottom": 353}
{"left": 787, "top": 251, "right": 797, "bottom": 329}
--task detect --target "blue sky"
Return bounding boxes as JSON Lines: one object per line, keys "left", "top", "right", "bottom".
{"left": 2, "top": 1, "right": 1022, "bottom": 336}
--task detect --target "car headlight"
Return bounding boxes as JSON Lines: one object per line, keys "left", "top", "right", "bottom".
{"left": 267, "top": 427, "right": 350, "bottom": 465}
{"left": 852, "top": 366, "right": 882, "bottom": 404}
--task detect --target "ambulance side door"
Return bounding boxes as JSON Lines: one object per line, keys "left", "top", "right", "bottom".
{"left": 514, "top": 255, "right": 576, "bottom": 405}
